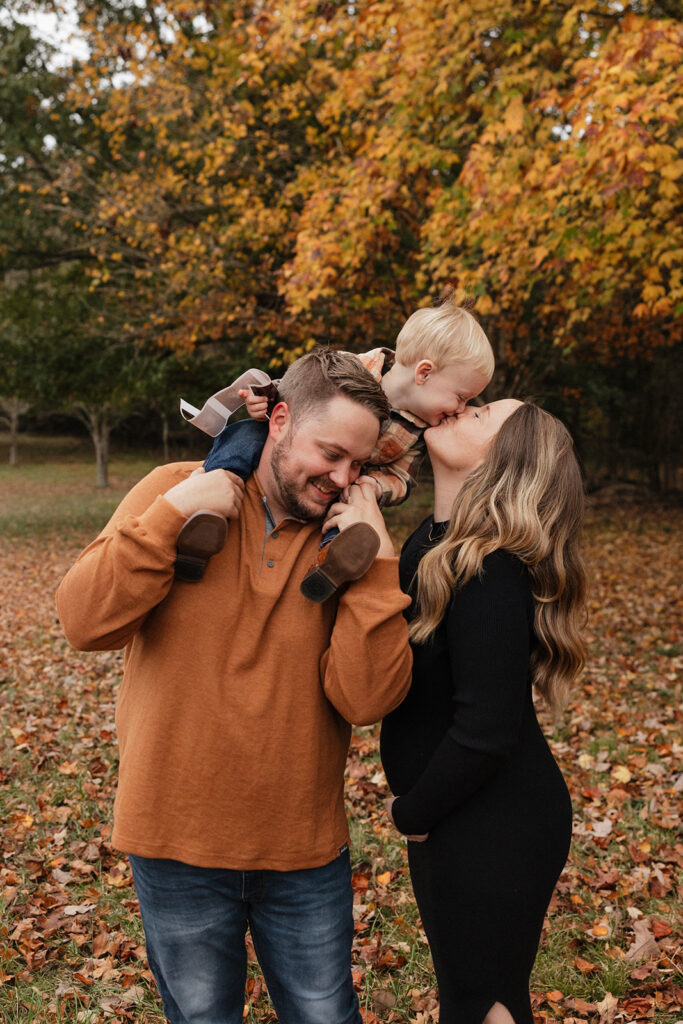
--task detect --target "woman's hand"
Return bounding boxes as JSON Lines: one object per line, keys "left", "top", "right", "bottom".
{"left": 384, "top": 797, "right": 429, "bottom": 843}
{"left": 323, "top": 477, "right": 395, "bottom": 558}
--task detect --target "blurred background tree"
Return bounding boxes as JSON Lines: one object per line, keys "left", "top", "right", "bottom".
{"left": 0, "top": 1, "right": 680, "bottom": 489}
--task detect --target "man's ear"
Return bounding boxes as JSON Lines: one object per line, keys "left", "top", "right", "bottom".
{"left": 414, "top": 359, "right": 434, "bottom": 386}
{"left": 268, "top": 401, "right": 291, "bottom": 440}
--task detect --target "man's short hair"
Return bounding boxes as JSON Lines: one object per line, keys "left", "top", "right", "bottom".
{"left": 395, "top": 297, "right": 495, "bottom": 380}
{"left": 278, "top": 348, "right": 390, "bottom": 425}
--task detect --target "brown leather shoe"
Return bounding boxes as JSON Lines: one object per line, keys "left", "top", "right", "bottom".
{"left": 175, "top": 510, "right": 228, "bottom": 582}
{"left": 300, "top": 523, "right": 380, "bottom": 603}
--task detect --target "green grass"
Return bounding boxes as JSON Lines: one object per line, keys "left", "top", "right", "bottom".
{"left": 0, "top": 434, "right": 161, "bottom": 539}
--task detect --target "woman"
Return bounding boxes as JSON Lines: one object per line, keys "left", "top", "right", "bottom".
{"left": 379, "top": 400, "right": 587, "bottom": 1024}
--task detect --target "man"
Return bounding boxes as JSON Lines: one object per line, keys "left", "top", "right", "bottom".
{"left": 56, "top": 349, "right": 412, "bottom": 1024}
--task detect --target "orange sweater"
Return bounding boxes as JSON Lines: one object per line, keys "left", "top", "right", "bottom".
{"left": 56, "top": 464, "right": 412, "bottom": 870}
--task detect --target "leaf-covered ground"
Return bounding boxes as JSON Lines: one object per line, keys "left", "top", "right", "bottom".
{"left": 0, "top": 497, "right": 680, "bottom": 1023}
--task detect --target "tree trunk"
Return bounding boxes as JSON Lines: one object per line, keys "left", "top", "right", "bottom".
{"left": 93, "top": 421, "right": 111, "bottom": 489}
{"left": 73, "top": 404, "right": 113, "bottom": 488}
{"left": 0, "top": 396, "right": 30, "bottom": 467}
{"left": 161, "top": 411, "right": 170, "bottom": 463}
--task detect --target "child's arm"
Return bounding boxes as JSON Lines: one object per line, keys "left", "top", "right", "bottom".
{"left": 363, "top": 438, "right": 426, "bottom": 508}
{"left": 180, "top": 369, "right": 272, "bottom": 436}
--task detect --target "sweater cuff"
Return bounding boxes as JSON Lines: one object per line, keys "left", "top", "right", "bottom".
{"left": 350, "top": 554, "right": 408, "bottom": 591}
{"left": 390, "top": 794, "right": 422, "bottom": 837}
{"left": 344, "top": 556, "right": 411, "bottom": 613}
{"left": 132, "top": 494, "right": 189, "bottom": 553}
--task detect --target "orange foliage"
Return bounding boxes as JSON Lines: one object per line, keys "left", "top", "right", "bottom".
{"left": 47, "top": 1, "right": 681, "bottom": 369}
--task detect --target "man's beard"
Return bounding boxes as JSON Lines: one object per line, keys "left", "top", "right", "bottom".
{"left": 270, "top": 434, "right": 338, "bottom": 521}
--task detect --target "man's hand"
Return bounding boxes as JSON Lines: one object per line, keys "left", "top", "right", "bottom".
{"left": 164, "top": 468, "right": 245, "bottom": 520}
{"left": 384, "top": 796, "right": 428, "bottom": 843}
{"left": 323, "top": 477, "right": 395, "bottom": 558}
{"left": 238, "top": 388, "right": 270, "bottom": 421}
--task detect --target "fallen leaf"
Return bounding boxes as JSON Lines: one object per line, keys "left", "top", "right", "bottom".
{"left": 574, "top": 956, "right": 598, "bottom": 973}
{"left": 63, "top": 903, "right": 96, "bottom": 916}
{"left": 373, "top": 988, "right": 397, "bottom": 1008}
{"left": 625, "top": 919, "right": 660, "bottom": 963}
{"left": 596, "top": 992, "right": 618, "bottom": 1024}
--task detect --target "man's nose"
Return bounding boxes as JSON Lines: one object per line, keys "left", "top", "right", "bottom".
{"left": 329, "top": 464, "right": 355, "bottom": 489}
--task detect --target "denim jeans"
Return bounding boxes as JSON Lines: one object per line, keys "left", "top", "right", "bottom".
{"left": 203, "top": 418, "right": 270, "bottom": 479}
{"left": 129, "top": 850, "right": 362, "bottom": 1024}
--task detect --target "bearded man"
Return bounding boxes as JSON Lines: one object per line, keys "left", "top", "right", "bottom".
{"left": 56, "top": 348, "right": 412, "bottom": 1024}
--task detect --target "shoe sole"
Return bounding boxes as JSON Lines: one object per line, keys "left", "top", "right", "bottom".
{"left": 300, "top": 523, "right": 380, "bottom": 603}
{"left": 175, "top": 511, "right": 227, "bottom": 581}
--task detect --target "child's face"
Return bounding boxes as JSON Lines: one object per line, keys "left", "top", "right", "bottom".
{"left": 406, "top": 361, "right": 490, "bottom": 427}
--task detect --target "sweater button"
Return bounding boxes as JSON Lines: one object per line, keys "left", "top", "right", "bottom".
{"left": 271, "top": 531, "right": 279, "bottom": 539}
{"left": 267, "top": 560, "right": 275, "bottom": 568}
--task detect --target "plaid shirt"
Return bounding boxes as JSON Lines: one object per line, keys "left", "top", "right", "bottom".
{"left": 352, "top": 348, "right": 427, "bottom": 508}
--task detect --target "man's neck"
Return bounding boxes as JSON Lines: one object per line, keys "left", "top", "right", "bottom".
{"left": 254, "top": 461, "right": 287, "bottom": 525}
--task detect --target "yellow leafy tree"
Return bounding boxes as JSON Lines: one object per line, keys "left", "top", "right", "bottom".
{"left": 432, "top": 12, "right": 682, "bottom": 376}
{"left": 40, "top": 0, "right": 681, "bottom": 381}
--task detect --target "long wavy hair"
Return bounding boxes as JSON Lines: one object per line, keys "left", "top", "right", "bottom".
{"left": 410, "top": 403, "right": 587, "bottom": 710}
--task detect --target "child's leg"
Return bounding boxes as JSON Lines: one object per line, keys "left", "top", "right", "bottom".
{"left": 319, "top": 526, "right": 338, "bottom": 549}
{"left": 175, "top": 420, "right": 269, "bottom": 582}
{"left": 203, "top": 419, "right": 270, "bottom": 476}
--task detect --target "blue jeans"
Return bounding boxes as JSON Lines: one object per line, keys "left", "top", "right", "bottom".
{"left": 129, "top": 850, "right": 362, "bottom": 1024}
{"left": 203, "top": 418, "right": 270, "bottom": 479}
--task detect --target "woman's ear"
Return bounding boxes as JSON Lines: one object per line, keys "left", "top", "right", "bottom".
{"left": 414, "top": 359, "right": 434, "bottom": 386}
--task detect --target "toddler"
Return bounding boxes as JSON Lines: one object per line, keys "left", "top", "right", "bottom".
{"left": 176, "top": 300, "right": 494, "bottom": 600}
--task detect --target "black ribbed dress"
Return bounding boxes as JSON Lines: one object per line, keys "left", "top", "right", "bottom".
{"left": 380, "top": 518, "right": 572, "bottom": 1024}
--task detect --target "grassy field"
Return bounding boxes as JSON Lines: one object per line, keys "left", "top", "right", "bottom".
{"left": 0, "top": 439, "right": 680, "bottom": 1023}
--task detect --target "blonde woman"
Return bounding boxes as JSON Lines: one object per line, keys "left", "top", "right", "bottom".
{"left": 378, "top": 401, "right": 587, "bottom": 1024}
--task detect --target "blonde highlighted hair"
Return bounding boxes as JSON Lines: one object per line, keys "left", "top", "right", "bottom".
{"left": 411, "top": 403, "right": 587, "bottom": 710}
{"left": 395, "top": 298, "right": 495, "bottom": 381}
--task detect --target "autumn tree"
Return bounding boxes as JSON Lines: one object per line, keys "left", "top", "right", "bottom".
{"left": 272, "top": 2, "right": 682, "bottom": 377}
{"left": 47, "top": 0, "right": 331, "bottom": 362}
{"left": 433, "top": 11, "right": 682, "bottom": 381}
{"left": 0, "top": 21, "right": 76, "bottom": 464}
{"left": 8, "top": 0, "right": 680, "bottom": 484}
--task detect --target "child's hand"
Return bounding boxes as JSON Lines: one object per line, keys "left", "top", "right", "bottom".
{"left": 239, "top": 388, "right": 270, "bottom": 420}
{"left": 323, "top": 477, "right": 394, "bottom": 557}
{"left": 341, "top": 477, "right": 382, "bottom": 503}
{"left": 369, "top": 477, "right": 383, "bottom": 502}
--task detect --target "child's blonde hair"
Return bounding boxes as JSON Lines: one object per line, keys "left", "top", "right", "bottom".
{"left": 395, "top": 299, "right": 495, "bottom": 380}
